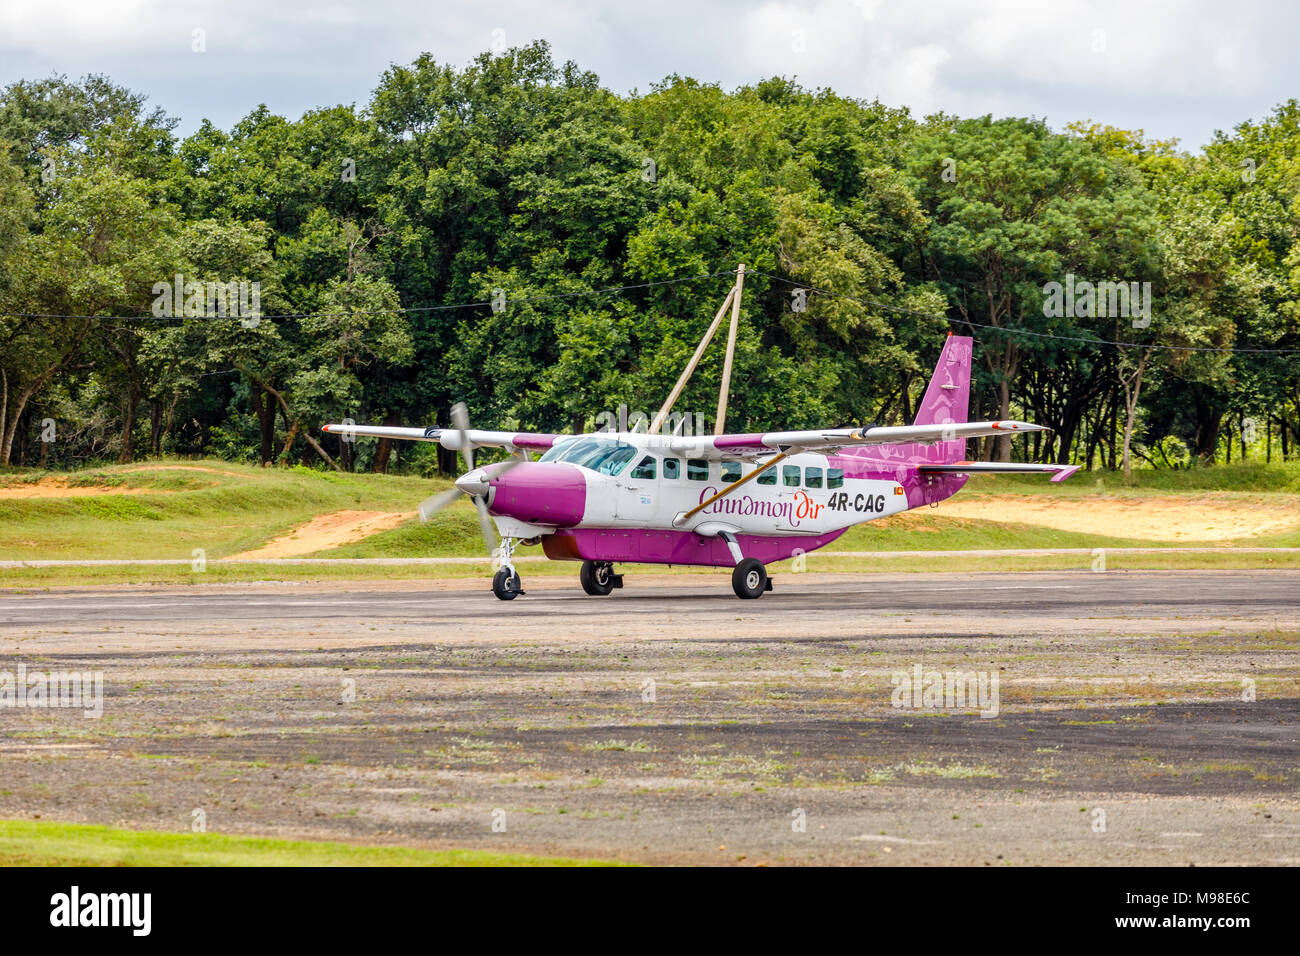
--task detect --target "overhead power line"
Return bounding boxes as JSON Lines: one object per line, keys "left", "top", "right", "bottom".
{"left": 3, "top": 263, "right": 1298, "bottom": 355}
{"left": 749, "top": 269, "right": 1300, "bottom": 356}
{"left": 0, "top": 268, "right": 737, "bottom": 322}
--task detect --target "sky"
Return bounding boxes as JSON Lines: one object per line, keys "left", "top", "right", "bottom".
{"left": 1, "top": 0, "right": 1296, "bottom": 150}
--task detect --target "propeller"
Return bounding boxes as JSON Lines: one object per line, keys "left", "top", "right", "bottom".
{"left": 415, "top": 402, "right": 524, "bottom": 557}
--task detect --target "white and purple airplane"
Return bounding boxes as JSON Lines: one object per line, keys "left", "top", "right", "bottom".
{"left": 324, "top": 334, "right": 1078, "bottom": 600}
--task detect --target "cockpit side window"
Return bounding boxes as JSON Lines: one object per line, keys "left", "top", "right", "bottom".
{"left": 631, "top": 455, "right": 656, "bottom": 479}
{"left": 581, "top": 444, "right": 637, "bottom": 476}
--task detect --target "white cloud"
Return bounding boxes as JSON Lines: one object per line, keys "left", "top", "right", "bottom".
{"left": 0, "top": 0, "right": 1294, "bottom": 148}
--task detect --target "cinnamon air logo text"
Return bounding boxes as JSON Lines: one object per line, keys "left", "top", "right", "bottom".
{"left": 696, "top": 487, "right": 813, "bottom": 527}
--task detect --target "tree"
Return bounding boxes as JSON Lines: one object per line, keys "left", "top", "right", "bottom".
{"left": 907, "top": 116, "right": 1159, "bottom": 461}
{"left": 0, "top": 152, "right": 177, "bottom": 464}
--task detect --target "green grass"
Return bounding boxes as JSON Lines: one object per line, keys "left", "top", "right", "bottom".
{"left": 0, "top": 460, "right": 451, "bottom": 561}
{"left": 0, "top": 819, "right": 622, "bottom": 867}
{"left": 954, "top": 460, "right": 1300, "bottom": 494}
{"left": 3, "top": 548, "right": 1298, "bottom": 588}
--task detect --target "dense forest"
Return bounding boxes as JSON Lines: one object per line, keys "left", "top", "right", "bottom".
{"left": 1, "top": 41, "right": 1297, "bottom": 476}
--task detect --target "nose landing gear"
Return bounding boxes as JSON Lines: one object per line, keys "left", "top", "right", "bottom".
{"left": 491, "top": 537, "right": 525, "bottom": 601}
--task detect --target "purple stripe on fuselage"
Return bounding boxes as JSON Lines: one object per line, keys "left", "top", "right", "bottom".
{"left": 542, "top": 527, "right": 848, "bottom": 568}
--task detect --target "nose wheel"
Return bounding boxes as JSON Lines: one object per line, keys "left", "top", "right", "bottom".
{"left": 492, "top": 567, "right": 523, "bottom": 600}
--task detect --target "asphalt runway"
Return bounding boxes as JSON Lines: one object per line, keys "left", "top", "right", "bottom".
{"left": 1, "top": 570, "right": 1297, "bottom": 865}
{"left": 4, "top": 569, "right": 1299, "bottom": 632}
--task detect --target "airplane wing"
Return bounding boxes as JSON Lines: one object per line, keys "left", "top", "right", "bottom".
{"left": 321, "top": 423, "right": 558, "bottom": 452}
{"left": 652, "top": 420, "right": 1047, "bottom": 459}
{"left": 322, "top": 420, "right": 1045, "bottom": 458}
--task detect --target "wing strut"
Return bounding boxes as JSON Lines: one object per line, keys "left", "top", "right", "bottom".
{"left": 676, "top": 449, "right": 794, "bottom": 525}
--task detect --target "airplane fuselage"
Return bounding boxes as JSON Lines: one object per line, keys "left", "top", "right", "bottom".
{"left": 467, "top": 433, "right": 967, "bottom": 568}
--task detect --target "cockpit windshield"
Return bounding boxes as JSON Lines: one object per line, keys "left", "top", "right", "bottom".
{"left": 539, "top": 437, "right": 597, "bottom": 463}
{"left": 538, "top": 437, "right": 637, "bottom": 476}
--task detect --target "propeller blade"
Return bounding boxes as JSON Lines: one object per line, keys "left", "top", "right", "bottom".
{"left": 443, "top": 402, "right": 530, "bottom": 556}
{"left": 450, "top": 401, "right": 474, "bottom": 474}
{"left": 473, "top": 495, "right": 499, "bottom": 554}
{"left": 417, "top": 486, "right": 463, "bottom": 522}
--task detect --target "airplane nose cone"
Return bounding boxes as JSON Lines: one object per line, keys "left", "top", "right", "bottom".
{"left": 455, "top": 471, "right": 490, "bottom": 497}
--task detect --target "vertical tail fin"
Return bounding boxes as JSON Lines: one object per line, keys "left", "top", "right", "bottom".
{"left": 839, "top": 334, "right": 973, "bottom": 465}
{"left": 913, "top": 334, "right": 972, "bottom": 464}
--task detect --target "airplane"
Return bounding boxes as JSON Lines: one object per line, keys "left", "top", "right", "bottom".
{"left": 323, "top": 334, "right": 1078, "bottom": 600}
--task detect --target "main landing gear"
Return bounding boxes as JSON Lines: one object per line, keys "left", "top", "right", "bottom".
{"left": 718, "top": 531, "right": 773, "bottom": 599}
{"left": 731, "top": 557, "right": 771, "bottom": 599}
{"left": 580, "top": 560, "right": 623, "bottom": 596}
{"left": 491, "top": 537, "right": 524, "bottom": 601}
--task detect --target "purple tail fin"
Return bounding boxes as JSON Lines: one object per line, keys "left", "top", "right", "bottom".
{"left": 913, "top": 333, "right": 971, "bottom": 464}
{"left": 843, "top": 334, "right": 972, "bottom": 465}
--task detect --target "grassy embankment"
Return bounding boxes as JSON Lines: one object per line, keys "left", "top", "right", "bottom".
{"left": 2, "top": 459, "right": 1299, "bottom": 586}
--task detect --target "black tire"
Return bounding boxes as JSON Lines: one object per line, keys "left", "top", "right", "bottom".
{"left": 731, "top": 558, "right": 767, "bottom": 599}
{"left": 580, "top": 560, "right": 616, "bottom": 596}
{"left": 492, "top": 568, "right": 522, "bottom": 601}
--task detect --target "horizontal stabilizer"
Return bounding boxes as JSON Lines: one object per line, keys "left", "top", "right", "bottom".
{"left": 918, "top": 461, "right": 1082, "bottom": 483}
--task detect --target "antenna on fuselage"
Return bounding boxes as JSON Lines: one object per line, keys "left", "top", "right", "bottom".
{"left": 647, "top": 263, "right": 746, "bottom": 436}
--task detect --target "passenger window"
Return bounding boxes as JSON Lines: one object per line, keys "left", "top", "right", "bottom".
{"left": 687, "top": 459, "right": 709, "bottom": 481}
{"left": 721, "top": 461, "right": 741, "bottom": 483}
{"left": 663, "top": 458, "right": 680, "bottom": 480}
{"left": 631, "top": 455, "right": 656, "bottom": 480}
{"left": 783, "top": 465, "right": 801, "bottom": 487}
{"left": 757, "top": 469, "right": 776, "bottom": 485}
{"left": 805, "top": 466, "right": 823, "bottom": 489}
{"left": 827, "top": 468, "right": 844, "bottom": 489}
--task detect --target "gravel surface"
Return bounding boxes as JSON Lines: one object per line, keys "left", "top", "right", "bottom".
{"left": 1, "top": 570, "right": 1296, "bottom": 865}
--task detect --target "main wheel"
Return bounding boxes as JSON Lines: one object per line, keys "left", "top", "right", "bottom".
{"left": 731, "top": 558, "right": 767, "bottom": 599}
{"left": 580, "top": 560, "right": 617, "bottom": 596}
{"left": 492, "top": 568, "right": 522, "bottom": 601}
